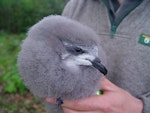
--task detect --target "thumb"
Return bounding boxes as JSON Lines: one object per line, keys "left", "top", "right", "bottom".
{"left": 100, "top": 77, "right": 120, "bottom": 91}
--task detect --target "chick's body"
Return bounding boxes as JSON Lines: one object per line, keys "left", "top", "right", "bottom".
{"left": 18, "top": 15, "right": 107, "bottom": 113}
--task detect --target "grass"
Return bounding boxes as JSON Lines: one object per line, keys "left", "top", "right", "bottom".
{"left": 0, "top": 92, "right": 47, "bottom": 113}
{"left": 0, "top": 32, "right": 26, "bottom": 93}
{"left": 0, "top": 32, "right": 48, "bottom": 113}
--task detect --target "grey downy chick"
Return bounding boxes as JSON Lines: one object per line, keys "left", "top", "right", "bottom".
{"left": 17, "top": 15, "right": 107, "bottom": 113}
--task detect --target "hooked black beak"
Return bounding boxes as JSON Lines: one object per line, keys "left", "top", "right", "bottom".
{"left": 91, "top": 58, "right": 107, "bottom": 75}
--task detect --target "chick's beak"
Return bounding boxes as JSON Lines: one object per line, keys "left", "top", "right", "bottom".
{"left": 91, "top": 58, "right": 107, "bottom": 75}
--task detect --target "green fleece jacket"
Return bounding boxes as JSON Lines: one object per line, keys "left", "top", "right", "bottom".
{"left": 62, "top": 0, "right": 150, "bottom": 113}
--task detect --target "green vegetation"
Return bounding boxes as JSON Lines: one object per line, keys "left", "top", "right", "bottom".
{"left": 0, "top": 33, "right": 26, "bottom": 94}
{"left": 0, "top": 91, "right": 47, "bottom": 113}
{"left": 0, "top": 0, "right": 64, "bottom": 33}
{"left": 0, "top": 27, "right": 48, "bottom": 113}
{"left": 0, "top": 0, "right": 64, "bottom": 112}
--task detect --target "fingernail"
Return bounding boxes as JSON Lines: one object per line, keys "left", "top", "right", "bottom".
{"left": 46, "top": 98, "right": 56, "bottom": 104}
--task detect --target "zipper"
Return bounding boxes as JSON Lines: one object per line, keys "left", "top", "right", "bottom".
{"left": 111, "top": 24, "right": 117, "bottom": 38}
{"left": 101, "top": 0, "right": 144, "bottom": 38}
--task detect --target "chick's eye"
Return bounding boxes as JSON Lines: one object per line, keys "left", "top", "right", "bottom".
{"left": 74, "top": 47, "right": 84, "bottom": 54}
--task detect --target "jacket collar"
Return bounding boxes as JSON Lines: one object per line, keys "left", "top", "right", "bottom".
{"left": 101, "top": 0, "right": 144, "bottom": 37}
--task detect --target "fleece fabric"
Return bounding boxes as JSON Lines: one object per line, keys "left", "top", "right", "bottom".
{"left": 62, "top": 0, "right": 150, "bottom": 112}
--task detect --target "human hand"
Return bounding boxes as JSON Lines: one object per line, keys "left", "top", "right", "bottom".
{"left": 46, "top": 77, "right": 143, "bottom": 113}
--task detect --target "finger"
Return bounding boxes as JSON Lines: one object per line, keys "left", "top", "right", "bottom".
{"left": 100, "top": 77, "right": 120, "bottom": 91}
{"left": 63, "top": 107, "right": 101, "bottom": 113}
{"left": 46, "top": 97, "right": 104, "bottom": 112}
{"left": 62, "top": 96, "right": 105, "bottom": 111}
{"left": 46, "top": 98, "right": 56, "bottom": 104}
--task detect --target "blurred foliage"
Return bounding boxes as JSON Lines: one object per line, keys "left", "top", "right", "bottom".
{"left": 0, "top": 1, "right": 65, "bottom": 112}
{"left": 0, "top": 32, "right": 27, "bottom": 94}
{"left": 0, "top": 28, "right": 48, "bottom": 113}
{"left": 0, "top": 92, "right": 48, "bottom": 113}
{"left": 0, "top": 0, "right": 64, "bottom": 33}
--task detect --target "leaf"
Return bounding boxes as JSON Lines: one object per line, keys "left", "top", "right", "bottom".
{"left": 4, "top": 82, "right": 17, "bottom": 93}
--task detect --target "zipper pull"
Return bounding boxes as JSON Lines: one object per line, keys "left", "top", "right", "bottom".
{"left": 111, "top": 25, "right": 117, "bottom": 38}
